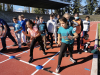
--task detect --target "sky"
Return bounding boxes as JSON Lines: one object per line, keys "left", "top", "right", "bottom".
{"left": 13, "top": 0, "right": 99, "bottom": 13}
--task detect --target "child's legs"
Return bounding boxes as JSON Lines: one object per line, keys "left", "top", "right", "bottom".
{"left": 26, "top": 31, "right": 30, "bottom": 41}
{"left": 58, "top": 42, "right": 67, "bottom": 65}
{"left": 17, "top": 33, "right": 21, "bottom": 48}
{"left": 30, "top": 39, "right": 37, "bottom": 58}
{"left": 21, "top": 32, "right": 26, "bottom": 43}
{"left": 82, "top": 31, "right": 87, "bottom": 38}
{"left": 7, "top": 32, "right": 17, "bottom": 44}
{"left": 49, "top": 33, "right": 53, "bottom": 46}
{"left": 47, "top": 32, "right": 50, "bottom": 42}
{"left": 37, "top": 36, "right": 45, "bottom": 52}
{"left": 42, "top": 35, "right": 46, "bottom": 47}
{"left": 77, "top": 34, "right": 80, "bottom": 52}
{"left": 68, "top": 44, "right": 73, "bottom": 58}
{"left": 54, "top": 32, "right": 57, "bottom": 43}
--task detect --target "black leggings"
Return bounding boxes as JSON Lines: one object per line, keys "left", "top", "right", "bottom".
{"left": 47, "top": 32, "right": 53, "bottom": 47}
{"left": 30, "top": 36, "right": 45, "bottom": 57}
{"left": 1, "top": 31, "right": 17, "bottom": 48}
{"left": 26, "top": 31, "right": 30, "bottom": 41}
{"left": 58, "top": 42, "right": 73, "bottom": 65}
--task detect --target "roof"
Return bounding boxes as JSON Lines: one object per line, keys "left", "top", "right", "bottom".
{"left": 0, "top": 0, "right": 71, "bottom": 9}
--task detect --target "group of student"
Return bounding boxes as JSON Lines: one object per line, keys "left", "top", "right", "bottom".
{"left": 0, "top": 13, "right": 91, "bottom": 73}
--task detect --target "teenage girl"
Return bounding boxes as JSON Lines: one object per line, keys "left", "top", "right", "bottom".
{"left": 56, "top": 17, "right": 78, "bottom": 73}
{"left": 22, "top": 20, "right": 46, "bottom": 63}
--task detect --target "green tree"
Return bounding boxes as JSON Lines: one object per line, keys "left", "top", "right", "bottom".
{"left": 95, "top": 6, "right": 100, "bottom": 14}
{"left": 0, "top": 3, "right": 2, "bottom": 11}
{"left": 34, "top": 8, "right": 46, "bottom": 14}
{"left": 86, "top": 0, "right": 98, "bottom": 15}
{"left": 72, "top": 0, "right": 82, "bottom": 14}
{"left": 34, "top": 8, "right": 40, "bottom": 14}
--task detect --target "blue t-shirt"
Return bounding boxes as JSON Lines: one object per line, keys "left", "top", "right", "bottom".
{"left": 18, "top": 19, "right": 28, "bottom": 32}
{"left": 13, "top": 23, "right": 22, "bottom": 33}
{"left": 58, "top": 26, "right": 76, "bottom": 44}
{"left": 0, "top": 18, "right": 10, "bottom": 32}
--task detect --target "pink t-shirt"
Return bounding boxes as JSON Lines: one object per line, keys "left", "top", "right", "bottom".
{"left": 28, "top": 26, "right": 38, "bottom": 37}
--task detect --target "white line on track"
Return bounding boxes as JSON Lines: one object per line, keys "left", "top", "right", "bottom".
{"left": 19, "top": 59, "right": 36, "bottom": 67}
{"left": 0, "top": 52, "right": 10, "bottom": 57}
{"left": 15, "top": 45, "right": 40, "bottom": 57}
{"left": 15, "top": 50, "right": 30, "bottom": 56}
{"left": 31, "top": 51, "right": 60, "bottom": 75}
{"left": 0, "top": 58, "right": 10, "bottom": 64}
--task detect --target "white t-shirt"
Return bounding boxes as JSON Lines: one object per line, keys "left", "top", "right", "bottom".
{"left": 47, "top": 20, "right": 57, "bottom": 33}
{"left": 83, "top": 20, "right": 90, "bottom": 31}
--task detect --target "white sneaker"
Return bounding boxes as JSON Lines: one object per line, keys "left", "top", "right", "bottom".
{"left": 56, "top": 66, "right": 60, "bottom": 73}
{"left": 84, "top": 49, "right": 88, "bottom": 52}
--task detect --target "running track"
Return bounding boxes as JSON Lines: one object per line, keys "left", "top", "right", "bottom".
{"left": 0, "top": 21, "right": 100, "bottom": 75}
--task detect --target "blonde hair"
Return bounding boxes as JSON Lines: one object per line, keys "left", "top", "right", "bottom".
{"left": 63, "top": 13, "right": 70, "bottom": 18}
{"left": 21, "top": 14, "right": 25, "bottom": 18}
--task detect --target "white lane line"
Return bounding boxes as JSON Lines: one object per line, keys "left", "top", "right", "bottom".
{"left": 42, "top": 51, "right": 60, "bottom": 66}
{"left": 0, "top": 58, "right": 10, "bottom": 64}
{"left": 19, "top": 59, "right": 36, "bottom": 67}
{"left": 15, "top": 50, "right": 30, "bottom": 56}
{"left": 31, "top": 70, "right": 39, "bottom": 75}
{"left": 31, "top": 51, "right": 60, "bottom": 75}
{"left": 0, "top": 45, "right": 13, "bottom": 50}
{"left": 15, "top": 45, "right": 40, "bottom": 57}
{"left": 0, "top": 52, "right": 10, "bottom": 57}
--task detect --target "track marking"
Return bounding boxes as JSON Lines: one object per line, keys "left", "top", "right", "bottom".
{"left": 0, "top": 58, "right": 10, "bottom": 64}
{"left": 31, "top": 51, "right": 60, "bottom": 75}
{"left": 15, "top": 45, "right": 40, "bottom": 57}
{"left": 19, "top": 59, "right": 36, "bottom": 67}
{"left": 15, "top": 50, "right": 30, "bottom": 56}
{"left": 0, "top": 52, "right": 10, "bottom": 57}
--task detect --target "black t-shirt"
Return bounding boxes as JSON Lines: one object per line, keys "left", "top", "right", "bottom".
{"left": 0, "top": 18, "right": 10, "bottom": 32}
{"left": 37, "top": 22, "right": 48, "bottom": 34}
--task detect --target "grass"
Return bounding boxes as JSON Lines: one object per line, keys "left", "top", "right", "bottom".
{"left": 98, "top": 23, "right": 100, "bottom": 75}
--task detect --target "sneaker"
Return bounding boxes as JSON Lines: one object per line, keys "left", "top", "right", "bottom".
{"left": 51, "top": 46, "right": 53, "bottom": 49}
{"left": 0, "top": 48, "right": 7, "bottom": 52}
{"left": 28, "top": 57, "right": 34, "bottom": 63}
{"left": 84, "top": 49, "right": 88, "bottom": 53}
{"left": 17, "top": 47, "right": 22, "bottom": 51}
{"left": 55, "top": 42, "right": 58, "bottom": 45}
{"left": 12, "top": 43, "right": 18, "bottom": 46}
{"left": 56, "top": 66, "right": 60, "bottom": 73}
{"left": 45, "top": 47, "right": 48, "bottom": 50}
{"left": 78, "top": 51, "right": 81, "bottom": 54}
{"left": 64, "top": 53, "right": 68, "bottom": 57}
{"left": 49, "top": 43, "right": 51, "bottom": 46}
{"left": 39, "top": 47, "right": 42, "bottom": 50}
{"left": 69, "top": 58, "right": 76, "bottom": 63}
{"left": 26, "top": 41, "right": 30, "bottom": 43}
{"left": 22, "top": 43, "right": 27, "bottom": 46}
{"left": 43, "top": 51, "right": 46, "bottom": 55}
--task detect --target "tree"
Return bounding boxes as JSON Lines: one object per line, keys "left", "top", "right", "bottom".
{"left": 7, "top": 4, "right": 13, "bottom": 11}
{"left": 86, "top": 0, "right": 98, "bottom": 15}
{"left": 95, "top": 6, "right": 100, "bottom": 14}
{"left": 0, "top": 3, "right": 2, "bottom": 11}
{"left": 34, "top": 8, "right": 46, "bottom": 14}
{"left": 72, "top": 0, "right": 82, "bottom": 14}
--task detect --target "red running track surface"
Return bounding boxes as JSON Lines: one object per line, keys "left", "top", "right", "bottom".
{"left": 0, "top": 22, "right": 100, "bottom": 75}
